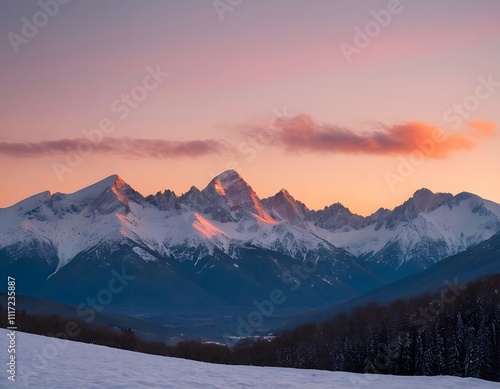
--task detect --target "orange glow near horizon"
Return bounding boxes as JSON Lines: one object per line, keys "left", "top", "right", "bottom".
{"left": 1, "top": 2, "right": 499, "bottom": 216}
{"left": 2, "top": 155, "right": 499, "bottom": 217}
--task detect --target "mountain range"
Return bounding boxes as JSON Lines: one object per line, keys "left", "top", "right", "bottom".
{"left": 1, "top": 170, "right": 500, "bottom": 310}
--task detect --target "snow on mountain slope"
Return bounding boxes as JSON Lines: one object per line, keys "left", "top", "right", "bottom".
{"left": 0, "top": 172, "right": 354, "bottom": 277}
{"left": 0, "top": 175, "right": 137, "bottom": 272}
{"left": 261, "top": 189, "right": 309, "bottom": 229}
{"left": 289, "top": 231, "right": 500, "bottom": 328}
{"left": 2, "top": 171, "right": 500, "bottom": 285}
{"left": 307, "top": 189, "right": 500, "bottom": 275}
{"left": 2, "top": 329, "right": 496, "bottom": 388}
{"left": 200, "top": 169, "right": 273, "bottom": 222}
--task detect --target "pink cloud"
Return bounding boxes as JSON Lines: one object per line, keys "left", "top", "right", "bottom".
{"left": 0, "top": 138, "right": 227, "bottom": 159}
{"left": 245, "top": 114, "right": 495, "bottom": 158}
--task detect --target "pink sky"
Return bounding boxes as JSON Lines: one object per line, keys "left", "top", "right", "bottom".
{"left": 1, "top": 0, "right": 500, "bottom": 215}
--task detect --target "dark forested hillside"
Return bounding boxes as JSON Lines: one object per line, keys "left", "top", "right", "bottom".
{"left": 2, "top": 275, "right": 499, "bottom": 382}
{"left": 233, "top": 275, "right": 500, "bottom": 382}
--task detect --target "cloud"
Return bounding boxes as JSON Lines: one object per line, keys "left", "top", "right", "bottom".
{"left": 468, "top": 121, "right": 496, "bottom": 138}
{"left": 0, "top": 138, "right": 227, "bottom": 159}
{"left": 1, "top": 118, "right": 495, "bottom": 161}
{"left": 247, "top": 114, "right": 496, "bottom": 158}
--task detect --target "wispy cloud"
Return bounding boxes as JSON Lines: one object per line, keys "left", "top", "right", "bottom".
{"left": 0, "top": 138, "right": 227, "bottom": 159}
{"left": 244, "top": 114, "right": 496, "bottom": 158}
{"left": 467, "top": 121, "right": 496, "bottom": 138}
{"left": 2, "top": 118, "right": 495, "bottom": 161}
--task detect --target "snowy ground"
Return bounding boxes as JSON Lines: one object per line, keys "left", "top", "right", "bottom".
{"left": 1, "top": 329, "right": 498, "bottom": 388}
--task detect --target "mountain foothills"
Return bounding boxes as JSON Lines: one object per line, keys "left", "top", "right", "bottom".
{"left": 1, "top": 170, "right": 500, "bottom": 308}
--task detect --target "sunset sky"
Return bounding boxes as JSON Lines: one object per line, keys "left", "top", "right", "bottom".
{"left": 1, "top": 0, "right": 500, "bottom": 215}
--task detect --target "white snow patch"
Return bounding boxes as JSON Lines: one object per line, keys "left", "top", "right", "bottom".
{"left": 2, "top": 330, "right": 496, "bottom": 389}
{"left": 132, "top": 246, "right": 158, "bottom": 262}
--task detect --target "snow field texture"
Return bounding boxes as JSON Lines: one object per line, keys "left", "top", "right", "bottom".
{"left": 0, "top": 329, "right": 497, "bottom": 388}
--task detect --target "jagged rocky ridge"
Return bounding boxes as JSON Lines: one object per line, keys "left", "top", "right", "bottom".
{"left": 1, "top": 170, "right": 500, "bottom": 307}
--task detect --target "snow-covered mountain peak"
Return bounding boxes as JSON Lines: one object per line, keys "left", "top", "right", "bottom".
{"left": 211, "top": 168, "right": 242, "bottom": 181}
{"left": 454, "top": 191, "right": 479, "bottom": 204}
{"left": 184, "top": 186, "right": 201, "bottom": 197}
{"left": 2, "top": 173, "right": 500, "bottom": 283}
{"left": 67, "top": 174, "right": 122, "bottom": 197}
{"left": 412, "top": 187, "right": 433, "bottom": 197}
{"left": 145, "top": 189, "right": 178, "bottom": 211}
{"left": 261, "top": 189, "right": 308, "bottom": 228}
{"left": 201, "top": 170, "right": 272, "bottom": 222}
{"left": 58, "top": 174, "right": 141, "bottom": 215}
{"left": 325, "top": 202, "right": 352, "bottom": 214}
{"left": 309, "top": 202, "right": 365, "bottom": 232}
{"left": 204, "top": 169, "right": 248, "bottom": 196}
{"left": 409, "top": 188, "right": 452, "bottom": 213}
{"left": 5, "top": 190, "right": 52, "bottom": 212}
{"left": 266, "top": 188, "right": 298, "bottom": 205}
{"left": 278, "top": 188, "right": 291, "bottom": 197}
{"left": 83, "top": 173, "right": 120, "bottom": 190}
{"left": 383, "top": 189, "right": 452, "bottom": 228}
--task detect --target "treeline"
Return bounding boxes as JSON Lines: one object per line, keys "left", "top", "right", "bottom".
{"left": 0, "top": 306, "right": 232, "bottom": 364}
{"left": 242, "top": 274, "right": 500, "bottom": 382}
{"left": 1, "top": 275, "right": 499, "bottom": 382}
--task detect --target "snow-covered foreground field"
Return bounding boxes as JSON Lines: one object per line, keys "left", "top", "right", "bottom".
{"left": 1, "top": 329, "right": 498, "bottom": 388}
